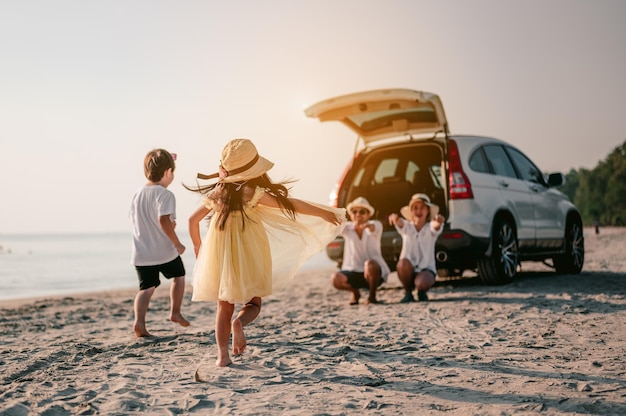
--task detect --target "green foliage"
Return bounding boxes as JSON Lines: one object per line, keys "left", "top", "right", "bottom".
{"left": 560, "top": 169, "right": 579, "bottom": 202}
{"left": 565, "top": 139, "right": 626, "bottom": 226}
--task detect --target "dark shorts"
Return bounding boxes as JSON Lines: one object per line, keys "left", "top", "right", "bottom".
{"left": 135, "top": 256, "right": 185, "bottom": 291}
{"left": 409, "top": 268, "right": 437, "bottom": 289}
{"left": 413, "top": 268, "right": 436, "bottom": 278}
{"left": 340, "top": 270, "right": 384, "bottom": 289}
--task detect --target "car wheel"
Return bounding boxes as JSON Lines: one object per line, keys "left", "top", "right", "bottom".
{"left": 478, "top": 218, "right": 518, "bottom": 285}
{"left": 553, "top": 220, "right": 584, "bottom": 274}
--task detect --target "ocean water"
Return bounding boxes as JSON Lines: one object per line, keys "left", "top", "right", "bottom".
{"left": 0, "top": 233, "right": 335, "bottom": 301}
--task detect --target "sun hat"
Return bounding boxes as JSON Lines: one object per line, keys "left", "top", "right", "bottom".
{"left": 400, "top": 193, "right": 439, "bottom": 221}
{"left": 197, "top": 138, "right": 274, "bottom": 184}
{"left": 346, "top": 197, "right": 375, "bottom": 216}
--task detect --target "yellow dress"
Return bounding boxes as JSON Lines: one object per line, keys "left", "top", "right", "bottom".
{"left": 192, "top": 186, "right": 346, "bottom": 304}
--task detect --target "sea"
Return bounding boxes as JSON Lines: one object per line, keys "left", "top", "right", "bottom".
{"left": 0, "top": 233, "right": 336, "bottom": 301}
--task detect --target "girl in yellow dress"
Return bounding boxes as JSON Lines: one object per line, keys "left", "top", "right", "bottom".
{"left": 186, "top": 138, "right": 345, "bottom": 367}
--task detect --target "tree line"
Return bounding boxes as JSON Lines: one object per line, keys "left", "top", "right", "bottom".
{"left": 559, "top": 139, "right": 626, "bottom": 226}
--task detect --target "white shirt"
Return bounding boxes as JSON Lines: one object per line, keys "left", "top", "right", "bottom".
{"left": 394, "top": 220, "right": 442, "bottom": 273}
{"left": 341, "top": 220, "right": 391, "bottom": 280}
{"left": 129, "top": 184, "right": 178, "bottom": 266}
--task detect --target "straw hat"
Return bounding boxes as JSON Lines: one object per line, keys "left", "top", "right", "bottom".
{"left": 400, "top": 193, "right": 439, "bottom": 221}
{"left": 197, "top": 139, "right": 274, "bottom": 183}
{"left": 346, "top": 197, "right": 375, "bottom": 216}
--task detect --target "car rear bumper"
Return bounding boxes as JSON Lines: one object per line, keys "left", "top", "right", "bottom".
{"left": 435, "top": 229, "right": 489, "bottom": 271}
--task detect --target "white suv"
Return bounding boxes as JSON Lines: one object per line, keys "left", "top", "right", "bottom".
{"left": 305, "top": 89, "right": 584, "bottom": 284}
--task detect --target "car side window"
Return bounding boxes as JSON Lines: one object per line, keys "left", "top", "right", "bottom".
{"left": 430, "top": 165, "right": 443, "bottom": 189}
{"left": 468, "top": 148, "right": 490, "bottom": 173}
{"left": 406, "top": 161, "right": 419, "bottom": 183}
{"left": 373, "top": 158, "right": 399, "bottom": 184}
{"left": 506, "top": 147, "right": 546, "bottom": 185}
{"left": 482, "top": 145, "right": 518, "bottom": 179}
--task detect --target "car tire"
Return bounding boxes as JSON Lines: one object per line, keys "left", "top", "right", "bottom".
{"left": 478, "top": 218, "right": 518, "bottom": 285}
{"left": 553, "top": 220, "right": 584, "bottom": 274}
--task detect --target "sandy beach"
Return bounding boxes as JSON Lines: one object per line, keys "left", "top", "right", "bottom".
{"left": 1, "top": 227, "right": 625, "bottom": 415}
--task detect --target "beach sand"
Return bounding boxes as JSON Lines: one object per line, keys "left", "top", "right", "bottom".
{"left": 1, "top": 227, "right": 625, "bottom": 415}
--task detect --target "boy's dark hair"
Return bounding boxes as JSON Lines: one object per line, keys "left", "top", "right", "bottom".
{"left": 144, "top": 149, "right": 175, "bottom": 182}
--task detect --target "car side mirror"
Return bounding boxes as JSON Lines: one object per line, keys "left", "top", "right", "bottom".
{"left": 547, "top": 173, "right": 565, "bottom": 187}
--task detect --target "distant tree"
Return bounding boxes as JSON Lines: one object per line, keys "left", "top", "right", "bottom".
{"left": 561, "top": 168, "right": 579, "bottom": 202}
{"left": 574, "top": 168, "right": 600, "bottom": 223}
{"left": 603, "top": 140, "right": 626, "bottom": 225}
{"left": 570, "top": 139, "right": 626, "bottom": 225}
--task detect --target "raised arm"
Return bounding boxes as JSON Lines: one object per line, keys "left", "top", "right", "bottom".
{"left": 431, "top": 214, "right": 446, "bottom": 231}
{"left": 388, "top": 213, "right": 405, "bottom": 228}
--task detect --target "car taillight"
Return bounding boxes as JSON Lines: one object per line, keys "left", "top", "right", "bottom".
{"left": 327, "top": 241, "right": 342, "bottom": 249}
{"left": 448, "top": 139, "right": 474, "bottom": 199}
{"left": 441, "top": 231, "right": 465, "bottom": 239}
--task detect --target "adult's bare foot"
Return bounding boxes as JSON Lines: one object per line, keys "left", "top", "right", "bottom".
{"left": 349, "top": 290, "right": 361, "bottom": 305}
{"left": 170, "top": 313, "right": 190, "bottom": 327}
{"left": 232, "top": 319, "right": 246, "bottom": 355}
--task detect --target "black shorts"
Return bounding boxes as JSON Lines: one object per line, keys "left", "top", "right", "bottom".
{"left": 135, "top": 256, "right": 185, "bottom": 290}
{"left": 412, "top": 268, "right": 436, "bottom": 279}
{"left": 340, "top": 270, "right": 384, "bottom": 289}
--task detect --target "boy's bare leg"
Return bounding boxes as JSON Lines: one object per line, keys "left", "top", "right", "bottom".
{"left": 331, "top": 272, "right": 360, "bottom": 305}
{"left": 216, "top": 301, "right": 235, "bottom": 367}
{"left": 134, "top": 287, "right": 156, "bottom": 337}
{"left": 169, "top": 276, "right": 190, "bottom": 327}
{"left": 232, "top": 297, "right": 262, "bottom": 355}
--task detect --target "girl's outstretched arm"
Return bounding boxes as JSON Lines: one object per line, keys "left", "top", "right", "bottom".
{"left": 258, "top": 193, "right": 342, "bottom": 225}
{"left": 189, "top": 205, "right": 211, "bottom": 257}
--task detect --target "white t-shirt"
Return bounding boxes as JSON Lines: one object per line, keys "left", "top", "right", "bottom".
{"left": 341, "top": 220, "right": 391, "bottom": 281}
{"left": 129, "top": 184, "right": 178, "bottom": 266}
{"left": 394, "top": 220, "right": 442, "bottom": 273}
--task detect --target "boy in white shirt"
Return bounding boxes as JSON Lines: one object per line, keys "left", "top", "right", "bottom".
{"left": 129, "top": 149, "right": 189, "bottom": 337}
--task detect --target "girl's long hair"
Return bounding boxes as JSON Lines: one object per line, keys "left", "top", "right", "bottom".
{"left": 184, "top": 174, "right": 296, "bottom": 230}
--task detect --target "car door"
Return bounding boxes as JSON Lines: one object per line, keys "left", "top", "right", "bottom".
{"left": 482, "top": 144, "right": 536, "bottom": 248}
{"left": 505, "top": 146, "right": 563, "bottom": 246}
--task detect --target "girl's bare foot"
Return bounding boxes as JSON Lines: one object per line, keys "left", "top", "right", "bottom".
{"left": 170, "top": 313, "right": 190, "bottom": 327}
{"left": 216, "top": 349, "right": 232, "bottom": 367}
{"left": 215, "top": 357, "right": 232, "bottom": 367}
{"left": 133, "top": 323, "right": 153, "bottom": 338}
{"left": 232, "top": 319, "right": 246, "bottom": 355}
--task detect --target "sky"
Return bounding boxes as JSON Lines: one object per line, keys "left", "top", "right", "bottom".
{"left": 1, "top": 0, "right": 625, "bottom": 234}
